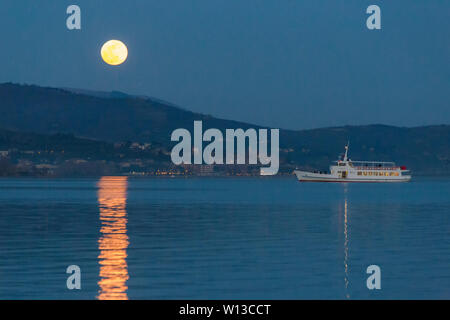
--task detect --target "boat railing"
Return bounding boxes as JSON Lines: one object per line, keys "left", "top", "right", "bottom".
{"left": 334, "top": 160, "right": 396, "bottom": 164}
{"left": 353, "top": 166, "right": 400, "bottom": 170}
{"left": 334, "top": 160, "right": 400, "bottom": 170}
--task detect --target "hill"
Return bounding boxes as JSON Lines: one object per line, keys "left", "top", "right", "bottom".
{"left": 0, "top": 83, "right": 255, "bottom": 144}
{"left": 0, "top": 83, "right": 449, "bottom": 174}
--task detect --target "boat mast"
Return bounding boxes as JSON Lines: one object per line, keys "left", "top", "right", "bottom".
{"left": 343, "top": 141, "right": 349, "bottom": 162}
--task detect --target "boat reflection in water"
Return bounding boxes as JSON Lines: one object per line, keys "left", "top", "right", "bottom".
{"left": 341, "top": 185, "right": 350, "bottom": 299}
{"left": 97, "top": 176, "right": 129, "bottom": 300}
{"left": 343, "top": 197, "right": 350, "bottom": 299}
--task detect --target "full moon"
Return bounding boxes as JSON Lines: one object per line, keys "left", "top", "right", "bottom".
{"left": 101, "top": 40, "right": 128, "bottom": 66}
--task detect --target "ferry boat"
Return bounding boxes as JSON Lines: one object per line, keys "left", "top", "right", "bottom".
{"left": 294, "top": 144, "right": 411, "bottom": 182}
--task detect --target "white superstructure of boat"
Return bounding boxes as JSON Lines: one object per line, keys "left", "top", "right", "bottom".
{"left": 294, "top": 144, "right": 411, "bottom": 182}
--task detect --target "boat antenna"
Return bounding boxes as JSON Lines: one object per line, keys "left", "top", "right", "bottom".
{"left": 343, "top": 141, "right": 349, "bottom": 162}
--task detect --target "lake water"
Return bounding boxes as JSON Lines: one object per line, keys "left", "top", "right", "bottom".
{"left": 0, "top": 176, "right": 448, "bottom": 299}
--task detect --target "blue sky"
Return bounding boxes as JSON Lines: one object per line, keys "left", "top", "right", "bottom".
{"left": 0, "top": 0, "right": 449, "bottom": 129}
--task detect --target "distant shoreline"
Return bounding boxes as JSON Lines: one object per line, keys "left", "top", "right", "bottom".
{"left": 1, "top": 173, "right": 450, "bottom": 179}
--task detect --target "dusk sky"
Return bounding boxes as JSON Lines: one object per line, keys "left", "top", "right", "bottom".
{"left": 1, "top": 0, "right": 449, "bottom": 129}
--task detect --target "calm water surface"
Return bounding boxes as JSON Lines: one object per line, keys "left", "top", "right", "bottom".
{"left": 0, "top": 176, "right": 448, "bottom": 299}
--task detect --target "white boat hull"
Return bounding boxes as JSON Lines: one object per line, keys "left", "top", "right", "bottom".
{"left": 294, "top": 170, "right": 411, "bottom": 183}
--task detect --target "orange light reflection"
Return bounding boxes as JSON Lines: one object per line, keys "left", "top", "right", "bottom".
{"left": 97, "top": 176, "right": 129, "bottom": 300}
